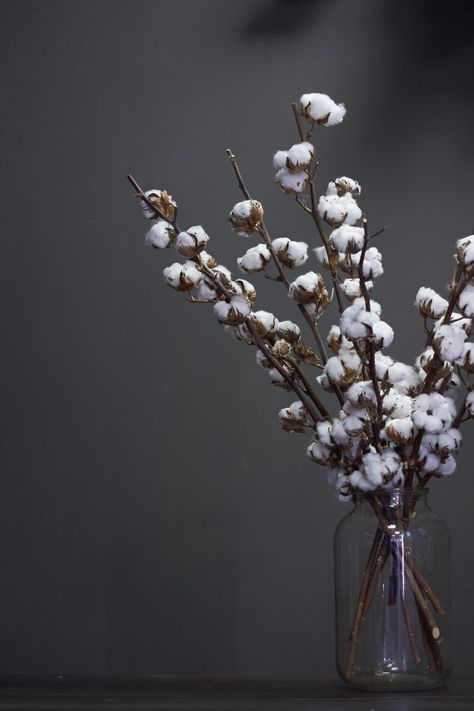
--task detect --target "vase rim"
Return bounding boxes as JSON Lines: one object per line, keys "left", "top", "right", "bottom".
{"left": 354, "top": 487, "right": 429, "bottom": 500}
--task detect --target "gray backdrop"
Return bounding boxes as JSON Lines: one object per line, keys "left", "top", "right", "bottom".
{"left": 1, "top": 0, "right": 473, "bottom": 677}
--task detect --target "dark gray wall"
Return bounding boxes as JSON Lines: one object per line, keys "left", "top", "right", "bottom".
{"left": 1, "top": 0, "right": 473, "bottom": 677}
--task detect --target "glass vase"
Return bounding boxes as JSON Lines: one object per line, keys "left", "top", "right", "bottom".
{"left": 334, "top": 488, "right": 452, "bottom": 691}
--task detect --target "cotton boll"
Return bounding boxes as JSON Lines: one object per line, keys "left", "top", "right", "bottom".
{"left": 372, "top": 321, "right": 395, "bottom": 349}
{"left": 142, "top": 189, "right": 177, "bottom": 222}
{"left": 456, "top": 342, "right": 474, "bottom": 372}
{"left": 319, "top": 184, "right": 361, "bottom": 228}
{"left": 232, "top": 278, "right": 257, "bottom": 304}
{"left": 340, "top": 194, "right": 362, "bottom": 225}
{"left": 417, "top": 347, "right": 438, "bottom": 374}
{"left": 272, "top": 338, "right": 292, "bottom": 358}
{"left": 362, "top": 452, "right": 384, "bottom": 488}
{"left": 363, "top": 450, "right": 401, "bottom": 487}
{"left": 339, "top": 300, "right": 381, "bottom": 341}
{"left": 346, "top": 380, "right": 376, "bottom": 407}
{"left": 276, "top": 168, "right": 308, "bottom": 194}
{"left": 229, "top": 200, "right": 264, "bottom": 236}
{"left": 348, "top": 470, "right": 365, "bottom": 490}
{"left": 318, "top": 194, "right": 348, "bottom": 227}
{"left": 279, "top": 401, "right": 308, "bottom": 433}
{"left": 375, "top": 352, "right": 394, "bottom": 380}
{"left": 415, "top": 287, "right": 448, "bottom": 319}
{"left": 424, "top": 428, "right": 462, "bottom": 457}
{"left": 353, "top": 297, "right": 382, "bottom": 317}
{"left": 388, "top": 362, "right": 414, "bottom": 384}
{"left": 418, "top": 446, "right": 441, "bottom": 473}
{"left": 325, "top": 103, "right": 347, "bottom": 126}
{"left": 339, "top": 306, "right": 367, "bottom": 340}
{"left": 341, "top": 278, "right": 373, "bottom": 300}
{"left": 272, "top": 238, "right": 309, "bottom": 268}
{"left": 306, "top": 441, "right": 334, "bottom": 465}
{"left": 316, "top": 420, "right": 333, "bottom": 447}
{"left": 237, "top": 244, "right": 271, "bottom": 274}
{"left": 199, "top": 251, "right": 218, "bottom": 269}
{"left": 388, "top": 362, "right": 421, "bottom": 395}
{"left": 458, "top": 284, "right": 474, "bottom": 318}
{"left": 339, "top": 347, "right": 361, "bottom": 372}
{"left": 163, "top": 261, "right": 202, "bottom": 291}
{"left": 330, "top": 225, "right": 365, "bottom": 254}
{"left": 343, "top": 414, "right": 366, "bottom": 436}
{"left": 145, "top": 221, "right": 176, "bottom": 249}
{"left": 268, "top": 367, "right": 291, "bottom": 390}
{"left": 350, "top": 247, "right": 384, "bottom": 279}
{"left": 325, "top": 356, "right": 358, "bottom": 387}
{"left": 456, "top": 235, "right": 474, "bottom": 267}
{"left": 412, "top": 393, "right": 455, "bottom": 434}
{"left": 288, "top": 271, "right": 329, "bottom": 307}
{"left": 249, "top": 310, "right": 279, "bottom": 337}
{"left": 316, "top": 372, "right": 333, "bottom": 392}
{"left": 286, "top": 142, "right": 314, "bottom": 171}
{"left": 299, "top": 92, "right": 346, "bottom": 126}
{"left": 330, "top": 418, "right": 351, "bottom": 446}
{"left": 213, "top": 295, "right": 251, "bottom": 326}
{"left": 277, "top": 320, "right": 301, "bottom": 344}
{"left": 314, "top": 245, "right": 345, "bottom": 270}
{"left": 385, "top": 417, "right": 414, "bottom": 445}
{"left": 335, "top": 176, "right": 361, "bottom": 198}
{"left": 383, "top": 389, "right": 412, "bottom": 418}
{"left": 439, "top": 312, "right": 472, "bottom": 336}
{"left": 196, "top": 282, "right": 218, "bottom": 302}
{"left": 433, "top": 324, "right": 466, "bottom": 362}
{"left": 175, "top": 225, "right": 209, "bottom": 258}
{"left": 327, "top": 324, "right": 353, "bottom": 353}
{"left": 300, "top": 93, "right": 334, "bottom": 121}
{"left": 437, "top": 455, "right": 457, "bottom": 477}
{"left": 327, "top": 324, "right": 344, "bottom": 353}
{"left": 273, "top": 150, "right": 288, "bottom": 170}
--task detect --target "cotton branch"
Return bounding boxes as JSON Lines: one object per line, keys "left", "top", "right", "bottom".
{"left": 291, "top": 103, "right": 345, "bottom": 313}
{"left": 357, "top": 217, "right": 384, "bottom": 444}
{"left": 225, "top": 148, "right": 333, "bottom": 372}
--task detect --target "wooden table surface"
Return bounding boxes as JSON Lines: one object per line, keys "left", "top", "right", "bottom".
{"left": 0, "top": 675, "right": 473, "bottom": 710}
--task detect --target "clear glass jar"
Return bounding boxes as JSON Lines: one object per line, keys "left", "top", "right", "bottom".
{"left": 334, "top": 488, "right": 451, "bottom": 691}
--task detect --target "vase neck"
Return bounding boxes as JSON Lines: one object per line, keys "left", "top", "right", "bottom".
{"left": 353, "top": 488, "right": 429, "bottom": 514}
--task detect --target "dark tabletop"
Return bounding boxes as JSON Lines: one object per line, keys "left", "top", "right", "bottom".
{"left": 0, "top": 675, "right": 473, "bottom": 711}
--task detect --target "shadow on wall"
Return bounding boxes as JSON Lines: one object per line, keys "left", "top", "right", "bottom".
{"left": 382, "top": 0, "right": 474, "bottom": 66}
{"left": 241, "top": 0, "right": 327, "bottom": 38}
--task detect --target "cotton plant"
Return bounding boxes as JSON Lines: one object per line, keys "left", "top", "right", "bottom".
{"left": 127, "top": 91, "right": 473, "bottom": 507}
{"left": 127, "top": 91, "right": 474, "bottom": 681}
{"left": 129, "top": 95, "right": 473, "bottom": 503}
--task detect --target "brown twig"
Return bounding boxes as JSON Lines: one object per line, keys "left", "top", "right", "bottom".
{"left": 400, "top": 580, "right": 422, "bottom": 665}
{"left": 360, "top": 534, "right": 390, "bottom": 621}
{"left": 404, "top": 547, "right": 445, "bottom": 615}
{"left": 345, "top": 526, "right": 384, "bottom": 677}
{"left": 357, "top": 218, "right": 384, "bottom": 445}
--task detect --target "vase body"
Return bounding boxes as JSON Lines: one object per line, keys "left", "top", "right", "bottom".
{"left": 334, "top": 489, "right": 451, "bottom": 691}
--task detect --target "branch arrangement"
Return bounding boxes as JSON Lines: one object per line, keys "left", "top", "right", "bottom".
{"left": 127, "top": 91, "right": 474, "bottom": 678}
